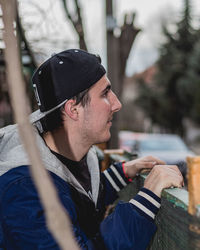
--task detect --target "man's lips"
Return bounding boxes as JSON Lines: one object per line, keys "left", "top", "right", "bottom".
{"left": 107, "top": 117, "right": 113, "bottom": 125}
{"left": 107, "top": 116, "right": 113, "bottom": 123}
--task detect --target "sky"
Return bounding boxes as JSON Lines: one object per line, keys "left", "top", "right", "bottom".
{"left": 114, "top": 0, "right": 200, "bottom": 75}
{"left": 19, "top": 0, "right": 200, "bottom": 76}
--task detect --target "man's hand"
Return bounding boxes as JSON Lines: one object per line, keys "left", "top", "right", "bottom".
{"left": 123, "top": 156, "right": 166, "bottom": 179}
{"left": 144, "top": 165, "right": 184, "bottom": 197}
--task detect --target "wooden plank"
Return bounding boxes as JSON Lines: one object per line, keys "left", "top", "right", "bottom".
{"left": 187, "top": 156, "right": 200, "bottom": 215}
{"left": 100, "top": 149, "right": 134, "bottom": 171}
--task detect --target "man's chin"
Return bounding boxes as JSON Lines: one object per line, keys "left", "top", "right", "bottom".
{"left": 95, "top": 133, "right": 111, "bottom": 145}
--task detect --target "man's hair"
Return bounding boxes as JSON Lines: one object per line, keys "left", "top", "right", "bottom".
{"left": 40, "top": 88, "right": 91, "bottom": 133}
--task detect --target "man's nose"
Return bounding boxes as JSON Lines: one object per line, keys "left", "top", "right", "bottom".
{"left": 110, "top": 91, "right": 122, "bottom": 113}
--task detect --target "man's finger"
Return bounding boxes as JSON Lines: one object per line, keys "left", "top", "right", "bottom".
{"left": 143, "top": 156, "right": 166, "bottom": 165}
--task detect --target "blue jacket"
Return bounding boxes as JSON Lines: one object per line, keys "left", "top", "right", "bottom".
{"left": 0, "top": 124, "right": 161, "bottom": 249}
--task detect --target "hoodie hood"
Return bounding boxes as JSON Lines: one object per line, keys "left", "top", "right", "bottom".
{"left": 0, "top": 124, "right": 100, "bottom": 205}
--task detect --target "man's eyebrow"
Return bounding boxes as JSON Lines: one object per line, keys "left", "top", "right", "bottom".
{"left": 102, "top": 84, "right": 111, "bottom": 93}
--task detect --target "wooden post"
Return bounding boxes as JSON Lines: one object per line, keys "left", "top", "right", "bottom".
{"left": 101, "top": 149, "right": 125, "bottom": 171}
{"left": 187, "top": 156, "right": 200, "bottom": 215}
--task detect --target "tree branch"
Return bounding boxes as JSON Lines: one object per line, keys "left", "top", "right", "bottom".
{"left": 62, "top": 0, "right": 87, "bottom": 51}
{"left": 119, "top": 12, "right": 141, "bottom": 79}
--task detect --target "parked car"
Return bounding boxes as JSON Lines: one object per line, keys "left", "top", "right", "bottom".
{"left": 119, "top": 131, "right": 195, "bottom": 183}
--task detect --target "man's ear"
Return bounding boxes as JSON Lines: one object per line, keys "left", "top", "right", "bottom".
{"left": 63, "top": 99, "right": 79, "bottom": 121}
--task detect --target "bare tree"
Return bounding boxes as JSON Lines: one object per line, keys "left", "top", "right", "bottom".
{"left": 61, "top": 0, "right": 87, "bottom": 51}
{"left": 0, "top": 0, "right": 79, "bottom": 249}
{"left": 119, "top": 13, "right": 141, "bottom": 95}
{"left": 106, "top": 0, "right": 141, "bottom": 148}
{"left": 18, "top": 0, "right": 76, "bottom": 60}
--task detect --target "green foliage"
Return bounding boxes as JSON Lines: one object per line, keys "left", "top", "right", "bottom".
{"left": 135, "top": 0, "right": 200, "bottom": 135}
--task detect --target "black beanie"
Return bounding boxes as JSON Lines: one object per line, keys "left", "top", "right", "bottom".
{"left": 30, "top": 49, "right": 106, "bottom": 123}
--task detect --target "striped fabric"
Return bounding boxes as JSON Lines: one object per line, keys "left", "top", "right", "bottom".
{"left": 102, "top": 163, "right": 130, "bottom": 192}
{"left": 129, "top": 199, "right": 155, "bottom": 219}
{"left": 102, "top": 163, "right": 161, "bottom": 222}
{"left": 129, "top": 187, "right": 161, "bottom": 221}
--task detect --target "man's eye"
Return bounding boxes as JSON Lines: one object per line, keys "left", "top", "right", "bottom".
{"left": 103, "top": 90, "right": 109, "bottom": 97}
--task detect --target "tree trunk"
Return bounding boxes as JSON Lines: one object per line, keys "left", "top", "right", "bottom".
{"left": 106, "top": 0, "right": 141, "bottom": 149}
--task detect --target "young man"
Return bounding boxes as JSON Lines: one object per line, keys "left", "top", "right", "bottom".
{"left": 0, "top": 49, "right": 183, "bottom": 249}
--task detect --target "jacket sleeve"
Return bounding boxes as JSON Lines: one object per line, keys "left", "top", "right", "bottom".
{"left": 98, "top": 162, "right": 161, "bottom": 249}
{"left": 99, "top": 187, "right": 161, "bottom": 250}
{"left": 101, "top": 162, "right": 132, "bottom": 205}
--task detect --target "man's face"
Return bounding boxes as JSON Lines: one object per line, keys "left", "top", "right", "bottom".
{"left": 80, "top": 74, "right": 122, "bottom": 145}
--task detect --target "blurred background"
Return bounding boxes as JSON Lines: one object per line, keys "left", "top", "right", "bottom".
{"left": 1, "top": 0, "right": 200, "bottom": 160}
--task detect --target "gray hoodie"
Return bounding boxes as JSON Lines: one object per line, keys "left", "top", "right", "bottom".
{"left": 0, "top": 123, "right": 100, "bottom": 205}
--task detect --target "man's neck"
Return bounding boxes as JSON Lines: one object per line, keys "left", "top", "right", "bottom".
{"left": 43, "top": 127, "right": 90, "bottom": 162}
